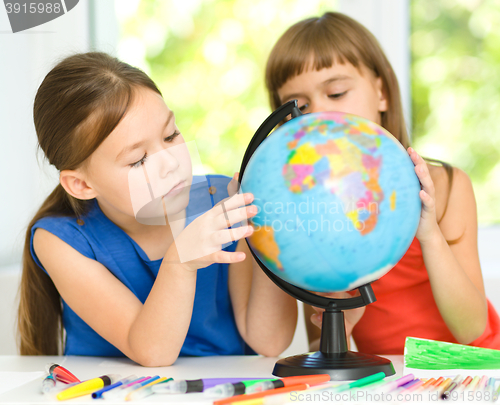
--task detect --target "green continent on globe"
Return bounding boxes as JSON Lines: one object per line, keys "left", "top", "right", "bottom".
{"left": 282, "top": 119, "right": 393, "bottom": 235}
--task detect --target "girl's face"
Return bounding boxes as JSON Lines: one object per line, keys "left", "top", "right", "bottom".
{"left": 85, "top": 86, "right": 192, "bottom": 224}
{"left": 277, "top": 60, "right": 387, "bottom": 124}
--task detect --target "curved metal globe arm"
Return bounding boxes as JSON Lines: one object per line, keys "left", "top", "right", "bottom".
{"left": 238, "top": 100, "right": 303, "bottom": 186}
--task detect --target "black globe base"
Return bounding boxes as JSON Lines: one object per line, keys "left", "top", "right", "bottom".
{"left": 271, "top": 295, "right": 395, "bottom": 380}
{"left": 273, "top": 350, "right": 395, "bottom": 380}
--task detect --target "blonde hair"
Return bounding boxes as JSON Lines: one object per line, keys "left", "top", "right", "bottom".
{"left": 265, "top": 11, "right": 409, "bottom": 148}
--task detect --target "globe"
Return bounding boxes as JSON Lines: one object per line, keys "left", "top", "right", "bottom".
{"left": 240, "top": 111, "right": 421, "bottom": 293}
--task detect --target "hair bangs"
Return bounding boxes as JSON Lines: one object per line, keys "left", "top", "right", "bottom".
{"left": 266, "top": 17, "right": 363, "bottom": 95}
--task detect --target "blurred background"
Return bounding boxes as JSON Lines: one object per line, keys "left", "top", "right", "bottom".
{"left": 0, "top": 0, "right": 499, "bottom": 354}
{"left": 115, "top": 0, "right": 500, "bottom": 224}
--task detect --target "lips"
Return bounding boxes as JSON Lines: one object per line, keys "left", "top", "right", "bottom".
{"left": 164, "top": 180, "right": 186, "bottom": 197}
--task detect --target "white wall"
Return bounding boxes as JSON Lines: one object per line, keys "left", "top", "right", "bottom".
{"left": 0, "top": 0, "right": 118, "bottom": 354}
{"left": 338, "top": 0, "right": 411, "bottom": 135}
{"left": 0, "top": 2, "right": 90, "bottom": 267}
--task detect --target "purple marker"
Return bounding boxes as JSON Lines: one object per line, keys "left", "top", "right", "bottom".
{"left": 376, "top": 374, "right": 415, "bottom": 393}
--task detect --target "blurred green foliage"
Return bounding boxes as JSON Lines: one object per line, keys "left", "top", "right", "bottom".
{"left": 117, "top": 0, "right": 334, "bottom": 176}
{"left": 411, "top": 0, "right": 500, "bottom": 224}
{"left": 118, "top": 0, "right": 500, "bottom": 224}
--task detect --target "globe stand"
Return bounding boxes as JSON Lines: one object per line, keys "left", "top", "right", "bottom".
{"left": 238, "top": 100, "right": 395, "bottom": 380}
{"left": 272, "top": 285, "right": 395, "bottom": 379}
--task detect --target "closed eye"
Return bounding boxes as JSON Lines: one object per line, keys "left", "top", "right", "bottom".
{"left": 164, "top": 130, "right": 181, "bottom": 143}
{"left": 329, "top": 91, "right": 347, "bottom": 99}
{"left": 130, "top": 153, "right": 147, "bottom": 168}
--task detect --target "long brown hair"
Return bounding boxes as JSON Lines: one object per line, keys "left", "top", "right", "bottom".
{"left": 265, "top": 12, "right": 455, "bottom": 227}
{"left": 18, "top": 52, "right": 162, "bottom": 355}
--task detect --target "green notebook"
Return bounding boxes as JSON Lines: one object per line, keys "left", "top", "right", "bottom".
{"left": 404, "top": 337, "right": 500, "bottom": 378}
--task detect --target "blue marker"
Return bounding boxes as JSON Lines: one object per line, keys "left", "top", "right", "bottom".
{"left": 91, "top": 374, "right": 137, "bottom": 399}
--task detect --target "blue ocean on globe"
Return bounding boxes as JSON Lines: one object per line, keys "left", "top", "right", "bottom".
{"left": 241, "top": 111, "right": 421, "bottom": 292}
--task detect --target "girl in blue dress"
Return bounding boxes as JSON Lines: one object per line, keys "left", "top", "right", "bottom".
{"left": 18, "top": 52, "right": 297, "bottom": 366}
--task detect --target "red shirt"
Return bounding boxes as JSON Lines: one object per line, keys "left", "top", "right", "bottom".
{"left": 352, "top": 237, "right": 500, "bottom": 354}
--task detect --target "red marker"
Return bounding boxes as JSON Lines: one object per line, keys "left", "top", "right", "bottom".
{"left": 46, "top": 363, "right": 80, "bottom": 384}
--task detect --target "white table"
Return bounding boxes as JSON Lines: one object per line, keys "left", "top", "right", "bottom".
{"left": 0, "top": 354, "right": 404, "bottom": 404}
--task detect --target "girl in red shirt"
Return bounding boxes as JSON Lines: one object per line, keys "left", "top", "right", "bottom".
{"left": 264, "top": 12, "right": 500, "bottom": 354}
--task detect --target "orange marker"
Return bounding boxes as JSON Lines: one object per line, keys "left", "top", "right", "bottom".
{"left": 421, "top": 378, "right": 436, "bottom": 389}
{"left": 214, "top": 383, "right": 308, "bottom": 405}
{"left": 436, "top": 377, "right": 452, "bottom": 393}
{"left": 430, "top": 376, "right": 445, "bottom": 389}
{"left": 413, "top": 378, "right": 435, "bottom": 393}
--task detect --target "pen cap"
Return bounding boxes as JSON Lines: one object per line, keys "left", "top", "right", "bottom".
{"left": 45, "top": 363, "right": 80, "bottom": 383}
{"left": 184, "top": 380, "right": 204, "bottom": 393}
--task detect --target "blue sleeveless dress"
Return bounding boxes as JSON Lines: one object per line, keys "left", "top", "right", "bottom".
{"left": 30, "top": 175, "right": 255, "bottom": 357}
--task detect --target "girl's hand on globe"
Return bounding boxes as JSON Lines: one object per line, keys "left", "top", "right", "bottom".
{"left": 407, "top": 147, "right": 441, "bottom": 244}
{"left": 166, "top": 192, "right": 257, "bottom": 271}
{"left": 310, "top": 291, "right": 366, "bottom": 336}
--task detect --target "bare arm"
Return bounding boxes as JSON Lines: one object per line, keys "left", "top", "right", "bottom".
{"left": 228, "top": 240, "right": 298, "bottom": 356}
{"left": 33, "top": 229, "right": 198, "bottom": 366}
{"left": 33, "top": 192, "right": 255, "bottom": 366}
{"left": 414, "top": 160, "right": 486, "bottom": 343}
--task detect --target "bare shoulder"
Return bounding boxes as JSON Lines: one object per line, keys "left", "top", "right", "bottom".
{"left": 32, "top": 228, "right": 92, "bottom": 278}
{"left": 33, "top": 228, "right": 66, "bottom": 265}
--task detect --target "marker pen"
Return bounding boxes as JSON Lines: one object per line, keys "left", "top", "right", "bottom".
{"left": 125, "top": 376, "right": 172, "bottom": 401}
{"left": 213, "top": 383, "right": 309, "bottom": 405}
{"left": 46, "top": 363, "right": 80, "bottom": 384}
{"left": 441, "top": 375, "right": 463, "bottom": 400}
{"left": 41, "top": 374, "right": 56, "bottom": 394}
{"left": 102, "top": 376, "right": 160, "bottom": 400}
{"left": 101, "top": 376, "right": 151, "bottom": 400}
{"left": 204, "top": 379, "right": 273, "bottom": 398}
{"left": 56, "top": 374, "right": 120, "bottom": 401}
{"left": 485, "top": 377, "right": 496, "bottom": 399}
{"left": 466, "top": 376, "right": 481, "bottom": 392}
{"left": 153, "top": 378, "right": 267, "bottom": 394}
{"left": 375, "top": 373, "right": 414, "bottom": 393}
{"left": 430, "top": 376, "right": 445, "bottom": 390}
{"left": 91, "top": 375, "right": 137, "bottom": 399}
{"left": 456, "top": 376, "right": 473, "bottom": 393}
{"left": 245, "top": 374, "right": 331, "bottom": 394}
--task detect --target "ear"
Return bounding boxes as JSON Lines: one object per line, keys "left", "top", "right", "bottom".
{"left": 375, "top": 76, "right": 388, "bottom": 113}
{"left": 60, "top": 170, "right": 97, "bottom": 200}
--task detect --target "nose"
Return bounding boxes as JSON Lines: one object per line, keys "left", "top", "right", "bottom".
{"left": 309, "top": 99, "right": 330, "bottom": 114}
{"left": 158, "top": 148, "right": 179, "bottom": 179}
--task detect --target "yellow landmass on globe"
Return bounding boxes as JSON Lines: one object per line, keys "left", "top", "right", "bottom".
{"left": 248, "top": 225, "right": 284, "bottom": 271}
{"left": 390, "top": 190, "right": 396, "bottom": 210}
{"left": 288, "top": 143, "right": 322, "bottom": 165}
